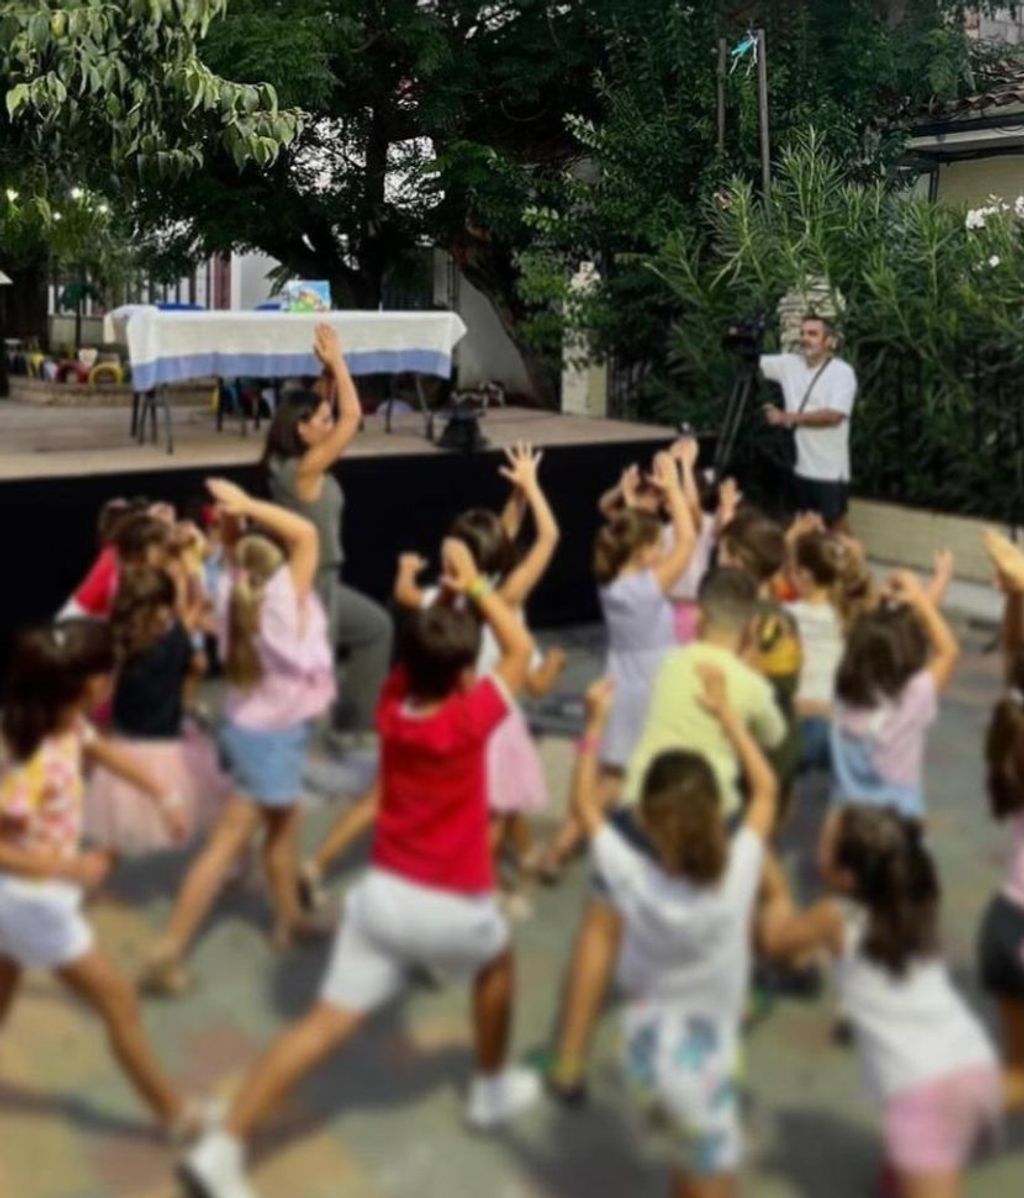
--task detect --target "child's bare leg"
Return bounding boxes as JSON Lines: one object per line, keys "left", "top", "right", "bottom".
{"left": 508, "top": 814, "right": 533, "bottom": 864}
{"left": 261, "top": 806, "right": 303, "bottom": 947}
{"left": 474, "top": 950, "right": 514, "bottom": 1072}
{"left": 671, "top": 1170, "right": 738, "bottom": 1198}
{"left": 226, "top": 1002, "right": 363, "bottom": 1139}
{"left": 1000, "top": 998, "right": 1024, "bottom": 1111}
{"left": 0, "top": 958, "right": 22, "bottom": 1026}
{"left": 551, "top": 897, "right": 622, "bottom": 1087}
{"left": 308, "top": 787, "right": 379, "bottom": 878}
{"left": 896, "top": 1173, "right": 960, "bottom": 1198}
{"left": 148, "top": 795, "right": 260, "bottom": 963}
{"left": 58, "top": 948, "right": 183, "bottom": 1123}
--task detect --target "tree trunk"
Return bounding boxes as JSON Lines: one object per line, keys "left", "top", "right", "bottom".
{"left": 359, "top": 105, "right": 390, "bottom": 311}
{"left": 0, "top": 255, "right": 49, "bottom": 347}
{"left": 450, "top": 232, "right": 559, "bottom": 407}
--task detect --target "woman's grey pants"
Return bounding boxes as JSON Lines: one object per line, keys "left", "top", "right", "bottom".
{"left": 317, "top": 571, "right": 394, "bottom": 733}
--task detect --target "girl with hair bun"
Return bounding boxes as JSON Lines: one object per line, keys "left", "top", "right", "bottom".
{"left": 784, "top": 520, "right": 876, "bottom": 771}
{"left": 141, "top": 480, "right": 335, "bottom": 996}
{"left": 760, "top": 803, "right": 1000, "bottom": 1197}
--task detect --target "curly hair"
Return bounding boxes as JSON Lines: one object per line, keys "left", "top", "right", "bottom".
{"left": 111, "top": 566, "right": 177, "bottom": 662}
{"left": 835, "top": 804, "right": 939, "bottom": 977}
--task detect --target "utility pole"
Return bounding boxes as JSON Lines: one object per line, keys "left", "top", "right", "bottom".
{"left": 755, "top": 27, "right": 771, "bottom": 197}
{"left": 717, "top": 37, "right": 727, "bottom": 153}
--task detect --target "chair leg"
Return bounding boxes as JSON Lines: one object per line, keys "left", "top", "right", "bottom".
{"left": 130, "top": 391, "right": 140, "bottom": 438}
{"left": 161, "top": 387, "right": 174, "bottom": 455}
{"left": 414, "top": 376, "right": 430, "bottom": 438}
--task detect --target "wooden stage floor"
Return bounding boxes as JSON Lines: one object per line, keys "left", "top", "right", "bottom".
{"left": 0, "top": 402, "right": 672, "bottom": 481}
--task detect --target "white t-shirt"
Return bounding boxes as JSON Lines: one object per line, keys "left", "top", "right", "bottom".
{"left": 592, "top": 821, "right": 765, "bottom": 1024}
{"left": 760, "top": 353, "right": 857, "bottom": 482}
{"left": 835, "top": 910, "right": 996, "bottom": 1101}
{"left": 663, "top": 513, "right": 716, "bottom": 603}
{"left": 786, "top": 599, "right": 843, "bottom": 707}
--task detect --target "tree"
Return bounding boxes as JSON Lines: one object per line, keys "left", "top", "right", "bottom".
{"left": 516, "top": 0, "right": 1014, "bottom": 409}
{"left": 0, "top": 0, "right": 299, "bottom": 343}
{"left": 128, "top": 0, "right": 617, "bottom": 401}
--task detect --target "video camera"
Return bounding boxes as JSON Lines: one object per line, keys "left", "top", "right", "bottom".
{"left": 721, "top": 313, "right": 768, "bottom": 362}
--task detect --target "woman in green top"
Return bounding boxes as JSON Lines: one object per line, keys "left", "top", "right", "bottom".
{"left": 262, "top": 324, "right": 392, "bottom": 733}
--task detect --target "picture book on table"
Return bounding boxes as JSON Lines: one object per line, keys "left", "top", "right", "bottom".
{"left": 281, "top": 280, "right": 332, "bottom": 312}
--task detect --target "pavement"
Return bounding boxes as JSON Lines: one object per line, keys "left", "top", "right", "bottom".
{"left": 2, "top": 626, "right": 1023, "bottom": 1198}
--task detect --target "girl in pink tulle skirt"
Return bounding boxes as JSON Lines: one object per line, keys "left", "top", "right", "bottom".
{"left": 84, "top": 566, "right": 232, "bottom": 856}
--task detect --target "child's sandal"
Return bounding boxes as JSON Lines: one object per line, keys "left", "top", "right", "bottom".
{"left": 139, "top": 953, "right": 195, "bottom": 999}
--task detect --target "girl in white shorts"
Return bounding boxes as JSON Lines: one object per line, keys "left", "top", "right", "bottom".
{"left": 569, "top": 664, "right": 778, "bottom": 1198}
{"left": 0, "top": 619, "right": 199, "bottom": 1139}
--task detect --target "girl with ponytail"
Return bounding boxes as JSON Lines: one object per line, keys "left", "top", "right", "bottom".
{"left": 759, "top": 803, "right": 1000, "bottom": 1196}
{"left": 785, "top": 522, "right": 876, "bottom": 771}
{"left": 977, "top": 529, "right": 1024, "bottom": 1112}
{"left": 141, "top": 480, "right": 335, "bottom": 996}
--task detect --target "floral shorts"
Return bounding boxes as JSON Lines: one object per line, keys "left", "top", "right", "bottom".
{"left": 623, "top": 1004, "right": 742, "bottom": 1176}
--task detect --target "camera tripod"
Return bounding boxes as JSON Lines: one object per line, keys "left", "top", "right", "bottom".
{"left": 713, "top": 357, "right": 761, "bottom": 482}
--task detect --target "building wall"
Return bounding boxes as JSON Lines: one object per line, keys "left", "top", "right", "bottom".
{"left": 933, "top": 156, "right": 1024, "bottom": 206}
{"left": 231, "top": 252, "right": 279, "bottom": 310}
{"left": 971, "top": 8, "right": 1024, "bottom": 43}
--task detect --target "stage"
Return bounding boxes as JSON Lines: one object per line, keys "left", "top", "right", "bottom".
{"left": 0, "top": 402, "right": 673, "bottom": 664}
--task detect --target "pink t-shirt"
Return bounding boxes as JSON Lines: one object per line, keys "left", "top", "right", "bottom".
{"left": 217, "top": 567, "right": 336, "bottom": 731}
{"left": 831, "top": 670, "right": 938, "bottom": 820}
{"left": 0, "top": 720, "right": 95, "bottom": 859}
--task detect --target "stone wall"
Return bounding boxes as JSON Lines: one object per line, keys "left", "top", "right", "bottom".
{"left": 850, "top": 498, "right": 998, "bottom": 583}
{"left": 8, "top": 376, "right": 216, "bottom": 409}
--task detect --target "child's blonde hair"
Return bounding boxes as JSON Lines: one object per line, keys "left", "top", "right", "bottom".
{"left": 226, "top": 534, "right": 286, "bottom": 690}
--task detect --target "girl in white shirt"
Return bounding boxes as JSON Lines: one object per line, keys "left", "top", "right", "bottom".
{"left": 761, "top": 804, "right": 999, "bottom": 1197}
{"left": 570, "top": 664, "right": 777, "bottom": 1198}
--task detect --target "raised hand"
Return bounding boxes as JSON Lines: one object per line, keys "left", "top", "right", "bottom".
{"left": 649, "top": 450, "right": 681, "bottom": 493}
{"left": 499, "top": 442, "right": 543, "bottom": 492}
{"left": 888, "top": 568, "right": 928, "bottom": 606}
{"left": 397, "top": 552, "right": 427, "bottom": 580}
{"left": 984, "top": 529, "right": 1024, "bottom": 593}
{"left": 205, "top": 477, "right": 251, "bottom": 517}
{"left": 313, "top": 322, "right": 343, "bottom": 367}
{"left": 440, "top": 537, "right": 480, "bottom": 593}
{"left": 621, "top": 463, "right": 642, "bottom": 508}
{"left": 668, "top": 435, "right": 700, "bottom": 470}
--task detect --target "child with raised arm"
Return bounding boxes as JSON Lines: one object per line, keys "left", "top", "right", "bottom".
{"left": 140, "top": 479, "right": 335, "bottom": 994}
{"left": 183, "top": 538, "right": 539, "bottom": 1197}
{"left": 759, "top": 804, "right": 1000, "bottom": 1198}
{"left": 537, "top": 451, "right": 695, "bottom": 880}
{"left": 570, "top": 665, "right": 777, "bottom": 1198}
{"left": 300, "top": 443, "right": 563, "bottom": 908}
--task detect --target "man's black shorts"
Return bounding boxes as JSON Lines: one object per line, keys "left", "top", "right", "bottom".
{"left": 793, "top": 474, "right": 849, "bottom": 524}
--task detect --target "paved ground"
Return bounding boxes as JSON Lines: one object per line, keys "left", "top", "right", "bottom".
{"left": 2, "top": 627, "right": 1023, "bottom": 1197}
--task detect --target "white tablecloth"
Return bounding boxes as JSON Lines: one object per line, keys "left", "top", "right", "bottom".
{"left": 109, "top": 308, "right": 467, "bottom": 393}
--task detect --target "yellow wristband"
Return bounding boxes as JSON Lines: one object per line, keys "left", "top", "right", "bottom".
{"left": 467, "top": 577, "right": 493, "bottom": 603}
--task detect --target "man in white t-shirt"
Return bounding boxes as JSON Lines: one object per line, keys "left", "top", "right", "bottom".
{"left": 760, "top": 315, "right": 857, "bottom": 527}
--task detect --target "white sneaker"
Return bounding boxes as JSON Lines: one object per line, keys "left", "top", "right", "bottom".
{"left": 180, "top": 1130, "right": 256, "bottom": 1198}
{"left": 466, "top": 1066, "right": 541, "bottom": 1130}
